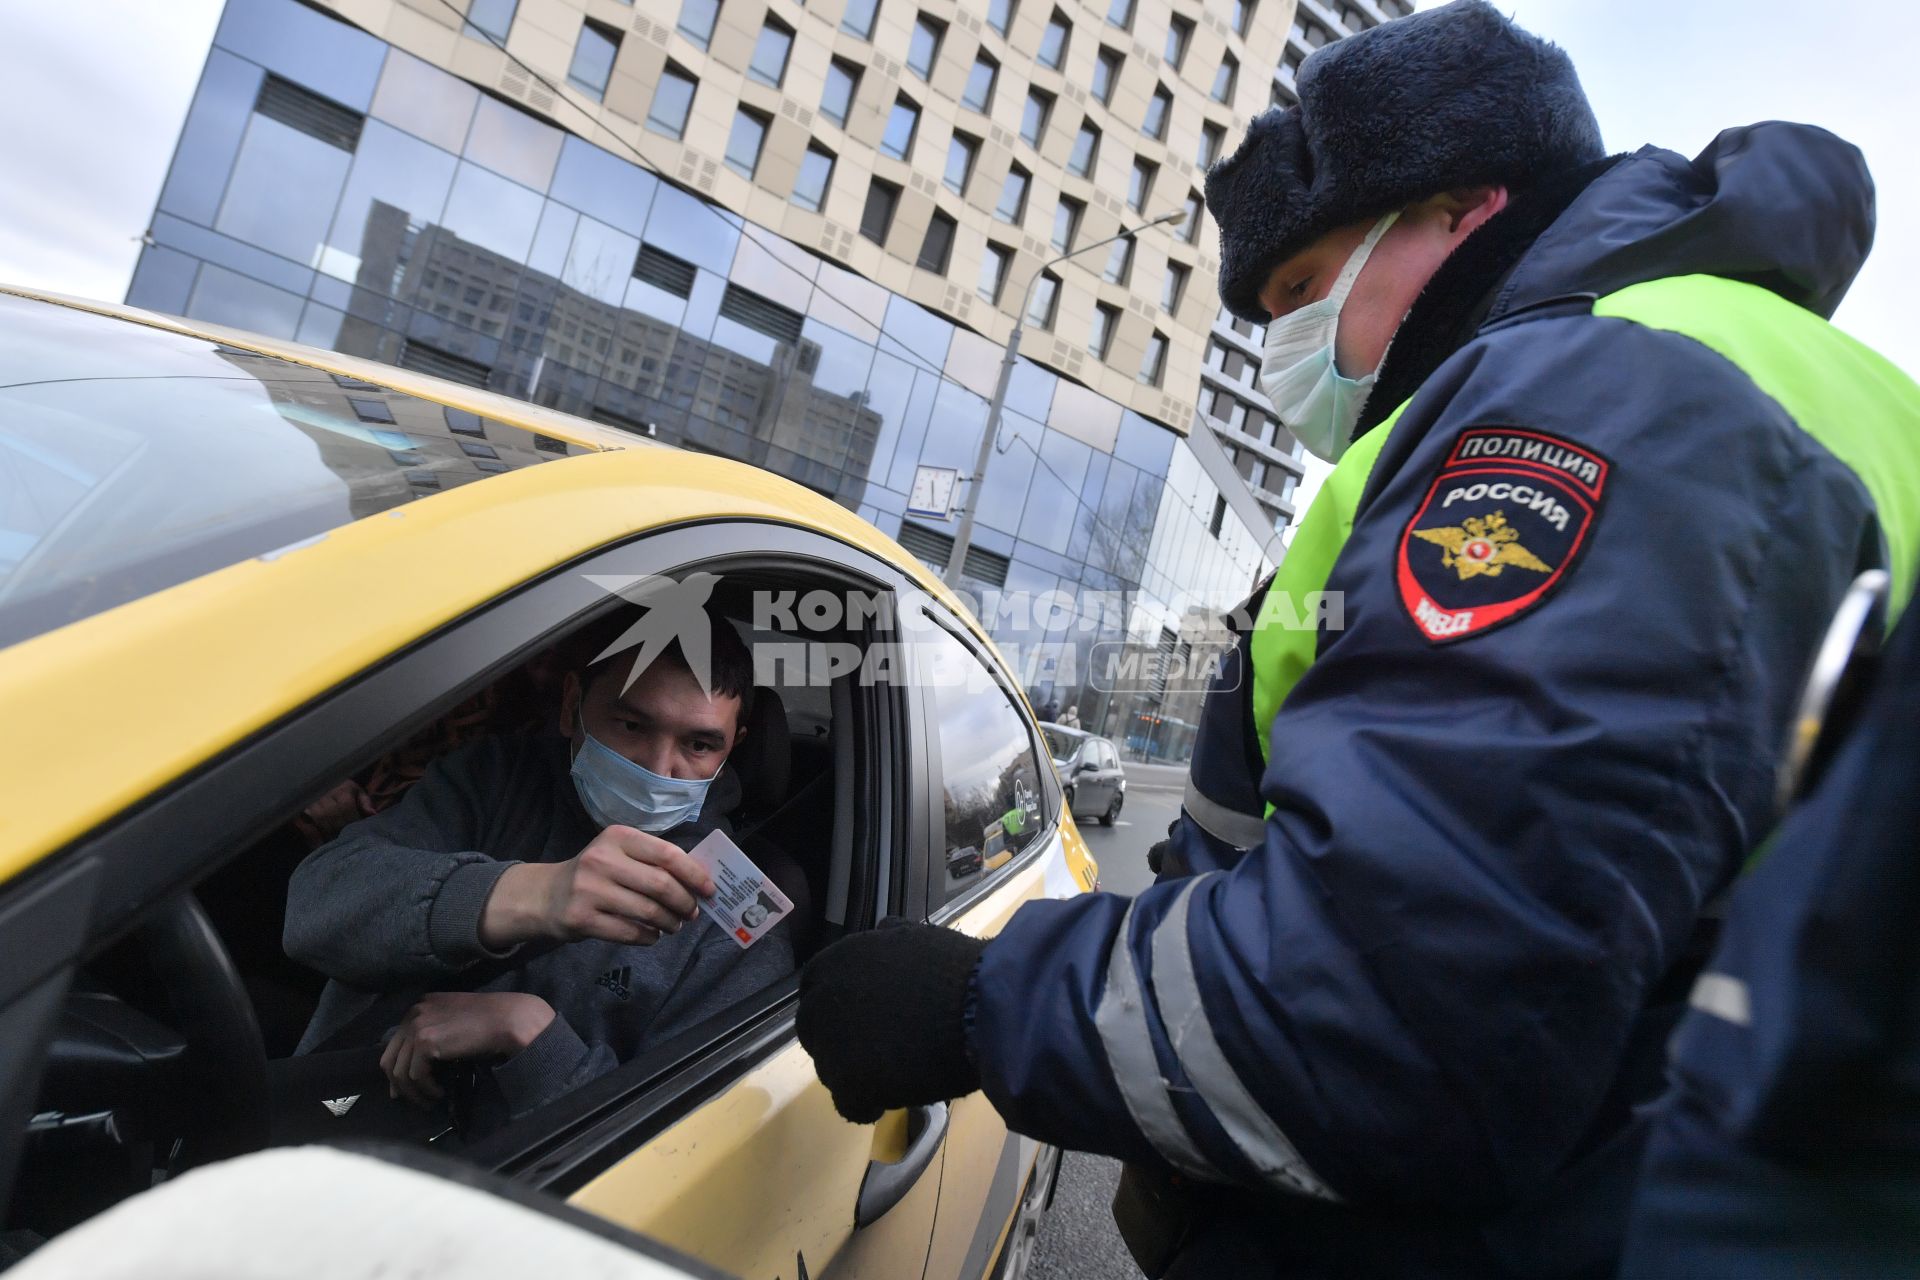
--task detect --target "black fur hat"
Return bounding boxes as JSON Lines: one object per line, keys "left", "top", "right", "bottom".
{"left": 1204, "top": 0, "right": 1605, "bottom": 323}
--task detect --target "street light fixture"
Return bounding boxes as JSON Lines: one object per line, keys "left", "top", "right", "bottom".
{"left": 942, "top": 207, "right": 1188, "bottom": 589}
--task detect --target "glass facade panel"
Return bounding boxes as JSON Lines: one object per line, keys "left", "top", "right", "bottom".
{"left": 159, "top": 50, "right": 261, "bottom": 227}
{"left": 440, "top": 161, "right": 543, "bottom": 261}
{"left": 550, "top": 136, "right": 658, "bottom": 238}
{"left": 464, "top": 94, "right": 562, "bottom": 191}
{"left": 215, "top": 115, "right": 352, "bottom": 268}
{"left": 187, "top": 261, "right": 306, "bottom": 338}
{"left": 371, "top": 49, "right": 477, "bottom": 154}
{"left": 324, "top": 119, "right": 457, "bottom": 285}
{"left": 217, "top": 0, "right": 385, "bottom": 110}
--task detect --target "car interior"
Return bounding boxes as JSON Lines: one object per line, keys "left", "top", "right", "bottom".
{"left": 2, "top": 567, "right": 896, "bottom": 1258}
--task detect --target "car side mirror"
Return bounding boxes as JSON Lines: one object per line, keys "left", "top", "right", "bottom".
{"left": 1075, "top": 761, "right": 1097, "bottom": 775}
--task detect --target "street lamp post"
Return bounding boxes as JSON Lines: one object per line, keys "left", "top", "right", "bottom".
{"left": 942, "top": 209, "right": 1186, "bottom": 589}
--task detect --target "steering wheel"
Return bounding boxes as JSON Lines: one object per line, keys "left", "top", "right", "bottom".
{"left": 121, "top": 893, "right": 272, "bottom": 1167}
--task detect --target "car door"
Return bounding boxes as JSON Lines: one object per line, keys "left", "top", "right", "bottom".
{"left": 0, "top": 516, "right": 947, "bottom": 1280}
{"left": 910, "top": 611, "right": 1084, "bottom": 1280}
{"left": 1097, "top": 741, "right": 1123, "bottom": 811}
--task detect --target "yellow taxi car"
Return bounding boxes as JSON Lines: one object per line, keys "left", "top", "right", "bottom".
{"left": 0, "top": 284, "right": 1097, "bottom": 1279}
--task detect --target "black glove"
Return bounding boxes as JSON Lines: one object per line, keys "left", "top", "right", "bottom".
{"left": 797, "top": 919, "right": 987, "bottom": 1124}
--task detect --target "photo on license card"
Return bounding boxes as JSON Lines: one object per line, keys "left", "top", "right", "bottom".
{"left": 688, "top": 829, "right": 794, "bottom": 948}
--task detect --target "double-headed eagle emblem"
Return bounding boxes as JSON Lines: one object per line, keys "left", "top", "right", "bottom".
{"left": 1412, "top": 511, "right": 1552, "bottom": 581}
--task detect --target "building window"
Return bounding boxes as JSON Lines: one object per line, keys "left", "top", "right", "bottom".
{"left": 1165, "top": 15, "right": 1193, "bottom": 68}
{"left": 909, "top": 14, "right": 946, "bottom": 80}
{"left": 861, "top": 178, "right": 900, "bottom": 243}
{"left": 792, "top": 144, "right": 835, "bottom": 212}
{"left": 881, "top": 96, "right": 921, "bottom": 160}
{"left": 918, "top": 211, "right": 958, "bottom": 273}
{"left": 989, "top": 0, "right": 1016, "bottom": 35}
{"left": 1093, "top": 48, "right": 1123, "bottom": 104}
{"left": 1102, "top": 237, "right": 1133, "bottom": 284}
{"left": 996, "top": 164, "right": 1031, "bottom": 222}
{"left": 1039, "top": 9, "right": 1071, "bottom": 70}
{"left": 1198, "top": 121, "right": 1224, "bottom": 167}
{"left": 963, "top": 53, "right": 998, "bottom": 112}
{"left": 1143, "top": 86, "right": 1171, "bottom": 140}
{"left": 1181, "top": 190, "right": 1203, "bottom": 242}
{"left": 748, "top": 18, "right": 794, "bottom": 87}
{"left": 1089, "top": 302, "right": 1119, "bottom": 358}
{"left": 1212, "top": 54, "right": 1238, "bottom": 103}
{"left": 724, "top": 107, "right": 769, "bottom": 178}
{"left": 979, "top": 241, "right": 1012, "bottom": 303}
{"left": 1162, "top": 261, "right": 1189, "bottom": 311}
{"left": 567, "top": 19, "right": 620, "bottom": 101}
{"left": 676, "top": 0, "right": 718, "bottom": 48}
{"left": 1272, "top": 78, "right": 1298, "bottom": 109}
{"left": 1021, "top": 88, "right": 1054, "bottom": 147}
{"left": 1067, "top": 121, "right": 1099, "bottom": 178}
{"left": 1210, "top": 493, "right": 1227, "bottom": 537}
{"left": 1028, "top": 270, "right": 1061, "bottom": 328}
{"left": 1107, "top": 0, "right": 1134, "bottom": 29}
{"left": 646, "top": 64, "right": 697, "bottom": 139}
{"left": 841, "top": 0, "right": 879, "bottom": 38}
{"left": 464, "top": 0, "right": 516, "bottom": 42}
{"left": 1052, "top": 196, "right": 1083, "bottom": 251}
{"left": 1128, "top": 157, "right": 1156, "bottom": 212}
{"left": 1139, "top": 329, "right": 1168, "bottom": 385}
{"left": 1232, "top": 0, "right": 1255, "bottom": 36}
{"left": 944, "top": 131, "right": 980, "bottom": 195}
{"left": 821, "top": 58, "right": 859, "bottom": 128}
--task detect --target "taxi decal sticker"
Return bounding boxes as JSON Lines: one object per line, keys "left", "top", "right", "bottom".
{"left": 1397, "top": 428, "right": 1609, "bottom": 643}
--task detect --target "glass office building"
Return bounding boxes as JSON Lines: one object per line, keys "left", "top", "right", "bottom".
{"left": 129, "top": 0, "right": 1276, "bottom": 760}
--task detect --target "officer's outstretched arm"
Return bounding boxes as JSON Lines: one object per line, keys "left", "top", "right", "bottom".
{"left": 967, "top": 315, "right": 1877, "bottom": 1206}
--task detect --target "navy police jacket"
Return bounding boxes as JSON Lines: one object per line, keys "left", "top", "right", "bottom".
{"left": 964, "top": 122, "right": 1920, "bottom": 1277}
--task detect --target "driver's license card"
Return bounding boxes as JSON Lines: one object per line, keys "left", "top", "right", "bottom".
{"left": 688, "top": 830, "right": 794, "bottom": 949}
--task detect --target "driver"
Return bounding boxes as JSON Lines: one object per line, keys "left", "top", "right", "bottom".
{"left": 284, "top": 608, "right": 792, "bottom": 1130}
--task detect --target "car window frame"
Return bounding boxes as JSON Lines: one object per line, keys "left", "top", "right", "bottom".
{"left": 915, "top": 608, "right": 1062, "bottom": 924}
{"left": 0, "top": 517, "right": 928, "bottom": 1212}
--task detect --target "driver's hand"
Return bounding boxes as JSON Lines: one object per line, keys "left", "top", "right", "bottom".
{"left": 479, "top": 827, "right": 715, "bottom": 950}
{"left": 380, "top": 992, "right": 554, "bottom": 1108}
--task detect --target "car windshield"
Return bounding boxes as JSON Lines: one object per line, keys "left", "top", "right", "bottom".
{"left": 1040, "top": 725, "right": 1082, "bottom": 760}
{"left": 0, "top": 293, "right": 581, "bottom": 649}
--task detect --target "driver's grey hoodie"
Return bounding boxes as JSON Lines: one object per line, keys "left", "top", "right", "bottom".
{"left": 285, "top": 731, "right": 794, "bottom": 1124}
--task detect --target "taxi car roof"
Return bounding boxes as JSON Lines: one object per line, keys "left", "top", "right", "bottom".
{"left": 0, "top": 286, "right": 990, "bottom": 886}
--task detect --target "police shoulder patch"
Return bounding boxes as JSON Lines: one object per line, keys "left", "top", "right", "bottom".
{"left": 1397, "top": 427, "right": 1609, "bottom": 643}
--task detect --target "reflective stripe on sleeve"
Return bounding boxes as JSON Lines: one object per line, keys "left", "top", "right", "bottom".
{"left": 1093, "top": 897, "right": 1224, "bottom": 1181}
{"left": 1689, "top": 972, "right": 1752, "bottom": 1027}
{"left": 1150, "top": 877, "right": 1341, "bottom": 1201}
{"left": 1182, "top": 776, "right": 1268, "bottom": 850}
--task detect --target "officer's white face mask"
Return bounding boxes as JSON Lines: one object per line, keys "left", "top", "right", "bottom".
{"left": 1258, "top": 209, "right": 1402, "bottom": 464}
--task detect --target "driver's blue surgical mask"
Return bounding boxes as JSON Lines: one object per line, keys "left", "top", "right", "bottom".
{"left": 569, "top": 707, "right": 720, "bottom": 833}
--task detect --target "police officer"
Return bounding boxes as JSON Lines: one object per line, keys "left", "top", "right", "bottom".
{"left": 1621, "top": 570, "right": 1920, "bottom": 1277}
{"left": 796, "top": 2, "right": 1920, "bottom": 1275}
